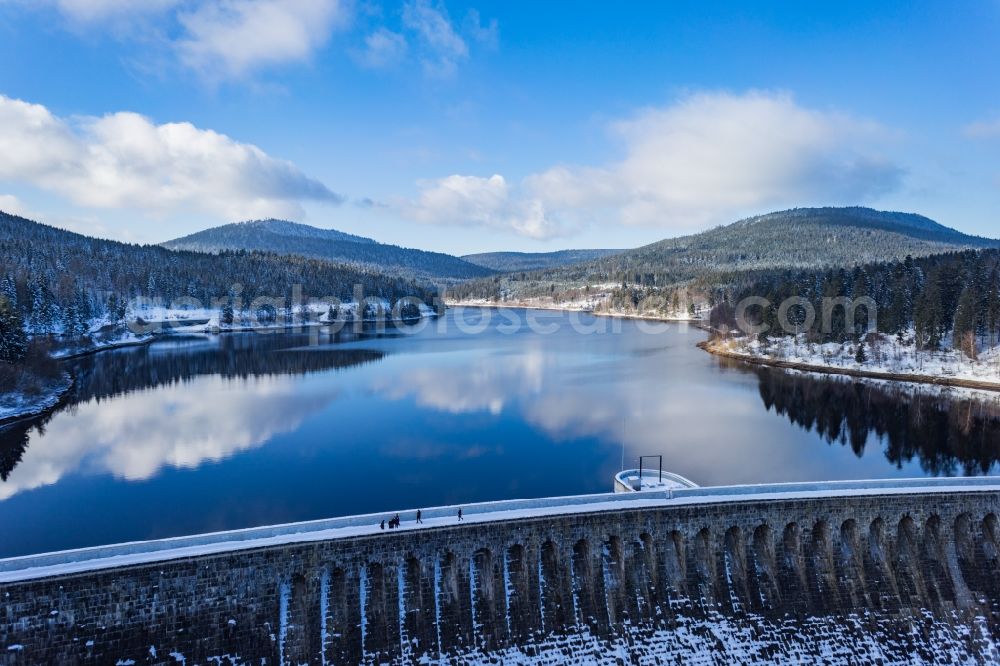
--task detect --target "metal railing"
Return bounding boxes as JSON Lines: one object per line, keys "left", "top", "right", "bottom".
{"left": 614, "top": 469, "right": 699, "bottom": 492}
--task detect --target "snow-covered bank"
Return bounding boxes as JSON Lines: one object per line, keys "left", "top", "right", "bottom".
{"left": 447, "top": 299, "right": 707, "bottom": 324}
{"left": 50, "top": 330, "right": 156, "bottom": 360}
{"left": 702, "top": 333, "right": 1000, "bottom": 393}
{"left": 0, "top": 373, "right": 72, "bottom": 425}
{"left": 4, "top": 301, "right": 437, "bottom": 425}
{"left": 142, "top": 300, "right": 437, "bottom": 334}
{"left": 447, "top": 297, "right": 597, "bottom": 312}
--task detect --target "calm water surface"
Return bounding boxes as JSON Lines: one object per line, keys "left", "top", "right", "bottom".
{"left": 2, "top": 308, "right": 999, "bottom": 557}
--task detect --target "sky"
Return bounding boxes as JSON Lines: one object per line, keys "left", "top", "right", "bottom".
{"left": 0, "top": 0, "right": 998, "bottom": 255}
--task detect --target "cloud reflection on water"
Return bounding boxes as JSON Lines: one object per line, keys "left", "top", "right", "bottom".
{"left": 0, "top": 375, "right": 338, "bottom": 500}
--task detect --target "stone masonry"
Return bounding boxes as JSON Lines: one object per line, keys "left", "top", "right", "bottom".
{"left": 2, "top": 490, "right": 1000, "bottom": 664}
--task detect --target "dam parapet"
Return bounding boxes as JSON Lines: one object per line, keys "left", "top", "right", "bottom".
{"left": 2, "top": 478, "right": 1000, "bottom": 664}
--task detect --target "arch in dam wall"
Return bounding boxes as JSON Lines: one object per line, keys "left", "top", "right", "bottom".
{"left": 2, "top": 492, "right": 1000, "bottom": 664}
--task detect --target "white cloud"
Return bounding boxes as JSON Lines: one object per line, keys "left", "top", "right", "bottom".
{"left": 463, "top": 8, "right": 497, "bottom": 48}
{"left": 11, "top": 0, "right": 495, "bottom": 80}
{"left": 353, "top": 27, "right": 408, "bottom": 69}
{"left": 963, "top": 118, "right": 1000, "bottom": 139}
{"left": 405, "top": 174, "right": 564, "bottom": 239}
{"left": 0, "top": 94, "right": 341, "bottom": 221}
{"left": 405, "top": 91, "right": 904, "bottom": 237}
{"left": 401, "top": 0, "right": 467, "bottom": 77}
{"left": 0, "top": 194, "right": 30, "bottom": 218}
{"left": 603, "top": 91, "right": 902, "bottom": 228}
{"left": 50, "top": 0, "right": 180, "bottom": 23}
{"left": 176, "top": 0, "right": 349, "bottom": 80}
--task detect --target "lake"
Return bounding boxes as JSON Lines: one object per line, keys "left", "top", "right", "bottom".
{"left": 1, "top": 307, "right": 999, "bottom": 557}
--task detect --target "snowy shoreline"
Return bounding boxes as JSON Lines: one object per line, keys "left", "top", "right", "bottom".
{"left": 446, "top": 300, "right": 707, "bottom": 325}
{"left": 3, "top": 305, "right": 439, "bottom": 426}
{"left": 700, "top": 337, "right": 1000, "bottom": 394}
{"left": 51, "top": 332, "right": 157, "bottom": 360}
{"left": 0, "top": 373, "right": 73, "bottom": 426}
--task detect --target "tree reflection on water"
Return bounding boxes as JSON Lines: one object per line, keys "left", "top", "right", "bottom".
{"left": 747, "top": 363, "right": 1000, "bottom": 477}
{"left": 0, "top": 332, "right": 384, "bottom": 483}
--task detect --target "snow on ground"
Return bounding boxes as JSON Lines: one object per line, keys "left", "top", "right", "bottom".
{"left": 162, "top": 301, "right": 437, "bottom": 334}
{"left": 0, "top": 373, "right": 72, "bottom": 423}
{"left": 462, "top": 609, "right": 997, "bottom": 665}
{"left": 449, "top": 297, "right": 601, "bottom": 311}
{"left": 448, "top": 297, "right": 709, "bottom": 322}
{"left": 714, "top": 331, "right": 1000, "bottom": 390}
{"left": 50, "top": 329, "right": 154, "bottom": 359}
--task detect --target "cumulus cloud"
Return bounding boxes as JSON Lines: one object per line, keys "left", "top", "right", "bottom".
{"left": 352, "top": 27, "right": 408, "bottom": 69}
{"left": 0, "top": 94, "right": 341, "bottom": 220}
{"left": 402, "top": 0, "right": 468, "bottom": 77}
{"left": 404, "top": 91, "right": 904, "bottom": 237}
{"left": 16, "top": 0, "right": 349, "bottom": 79}
{"left": 12, "top": 0, "right": 494, "bottom": 80}
{"left": 405, "top": 174, "right": 563, "bottom": 239}
{"left": 176, "top": 0, "right": 349, "bottom": 79}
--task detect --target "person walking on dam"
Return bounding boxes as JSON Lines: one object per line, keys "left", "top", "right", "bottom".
{"left": 457, "top": 508, "right": 463, "bottom": 521}
{"left": 416, "top": 509, "right": 423, "bottom": 524}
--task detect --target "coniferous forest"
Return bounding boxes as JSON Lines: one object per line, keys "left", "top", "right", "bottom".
{"left": 0, "top": 211, "right": 437, "bottom": 345}
{"left": 707, "top": 248, "right": 1000, "bottom": 356}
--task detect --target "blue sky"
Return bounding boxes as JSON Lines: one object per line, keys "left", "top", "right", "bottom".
{"left": 0, "top": 0, "right": 998, "bottom": 254}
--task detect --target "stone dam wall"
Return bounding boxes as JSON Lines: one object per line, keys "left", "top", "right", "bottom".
{"left": 2, "top": 488, "right": 1000, "bottom": 664}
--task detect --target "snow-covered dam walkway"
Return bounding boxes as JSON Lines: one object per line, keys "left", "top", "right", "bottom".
{"left": 2, "top": 477, "right": 1000, "bottom": 664}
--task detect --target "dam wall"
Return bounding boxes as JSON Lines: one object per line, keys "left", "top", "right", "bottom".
{"left": 2, "top": 481, "right": 1000, "bottom": 664}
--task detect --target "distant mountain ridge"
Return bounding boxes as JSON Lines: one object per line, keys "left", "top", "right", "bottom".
{"left": 461, "top": 248, "right": 624, "bottom": 272}
{"left": 448, "top": 206, "right": 1000, "bottom": 300}
{"left": 163, "top": 219, "right": 492, "bottom": 281}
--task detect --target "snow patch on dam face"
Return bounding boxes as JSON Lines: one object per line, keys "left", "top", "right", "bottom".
{"left": 2, "top": 486, "right": 1000, "bottom": 664}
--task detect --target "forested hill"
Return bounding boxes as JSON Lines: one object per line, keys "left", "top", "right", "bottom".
{"left": 0, "top": 212, "right": 435, "bottom": 334}
{"left": 162, "top": 218, "right": 493, "bottom": 281}
{"left": 710, "top": 248, "right": 1000, "bottom": 357}
{"left": 448, "top": 207, "right": 999, "bottom": 301}
{"left": 461, "top": 249, "right": 624, "bottom": 272}
{"left": 622, "top": 207, "right": 996, "bottom": 276}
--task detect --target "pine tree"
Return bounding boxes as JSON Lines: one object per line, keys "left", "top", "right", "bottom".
{"left": 914, "top": 271, "right": 944, "bottom": 350}
{"left": 61, "top": 301, "right": 80, "bottom": 337}
{"left": 988, "top": 268, "right": 1000, "bottom": 348}
{"left": 0, "top": 275, "right": 17, "bottom": 312}
{"left": 28, "top": 278, "right": 57, "bottom": 334}
{"left": 953, "top": 284, "right": 978, "bottom": 359}
{"left": 855, "top": 340, "right": 868, "bottom": 364}
{"left": 0, "top": 296, "right": 27, "bottom": 363}
{"left": 221, "top": 302, "right": 235, "bottom": 326}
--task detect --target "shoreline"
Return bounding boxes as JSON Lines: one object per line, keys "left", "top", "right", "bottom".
{"left": 0, "top": 374, "right": 74, "bottom": 427}
{"left": 457, "top": 300, "right": 1000, "bottom": 395}
{"left": 53, "top": 335, "right": 158, "bottom": 361}
{"left": 698, "top": 340, "right": 1000, "bottom": 394}
{"left": 445, "top": 301, "right": 708, "bottom": 326}
{"left": 4, "top": 313, "right": 441, "bottom": 427}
